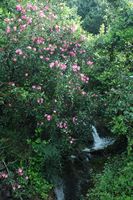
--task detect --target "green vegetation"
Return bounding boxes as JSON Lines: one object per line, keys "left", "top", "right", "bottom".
{"left": 87, "top": 154, "right": 133, "bottom": 200}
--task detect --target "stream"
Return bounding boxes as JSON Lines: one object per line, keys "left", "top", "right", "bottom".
{"left": 54, "top": 126, "right": 115, "bottom": 200}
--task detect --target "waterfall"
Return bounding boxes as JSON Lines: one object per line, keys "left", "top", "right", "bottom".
{"left": 92, "top": 125, "right": 115, "bottom": 150}
{"left": 54, "top": 179, "right": 65, "bottom": 200}
{"left": 92, "top": 125, "right": 103, "bottom": 145}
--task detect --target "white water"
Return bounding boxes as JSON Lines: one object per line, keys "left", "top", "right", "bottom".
{"left": 54, "top": 179, "right": 65, "bottom": 200}
{"left": 92, "top": 125, "right": 114, "bottom": 150}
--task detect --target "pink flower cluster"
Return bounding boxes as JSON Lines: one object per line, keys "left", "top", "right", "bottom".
{"left": 6, "top": 26, "right": 11, "bottom": 34}
{"left": 0, "top": 172, "right": 8, "bottom": 179}
{"left": 33, "top": 37, "right": 45, "bottom": 44}
{"left": 80, "top": 74, "right": 89, "bottom": 83}
{"left": 57, "top": 122, "right": 67, "bottom": 129}
{"left": 55, "top": 25, "right": 60, "bottom": 32}
{"left": 16, "top": 5, "right": 23, "bottom": 12}
{"left": 44, "top": 44, "right": 57, "bottom": 53}
{"left": 16, "top": 49, "right": 23, "bottom": 55}
{"left": 72, "top": 116, "right": 78, "bottom": 124}
{"left": 72, "top": 64, "right": 80, "bottom": 72}
{"left": 21, "top": 15, "right": 32, "bottom": 25}
{"left": 70, "top": 24, "right": 78, "bottom": 33}
{"left": 39, "top": 11, "right": 45, "bottom": 18}
{"left": 87, "top": 61, "right": 93, "bottom": 65}
{"left": 20, "top": 24, "right": 27, "bottom": 32}
{"left": 17, "top": 168, "right": 23, "bottom": 176}
{"left": 37, "top": 98, "right": 44, "bottom": 104}
{"left": 45, "top": 114, "right": 52, "bottom": 121}
{"left": 49, "top": 61, "right": 67, "bottom": 71}
{"left": 79, "top": 49, "right": 86, "bottom": 54}
{"left": 60, "top": 63, "right": 67, "bottom": 71}
{"left": 69, "top": 51, "right": 76, "bottom": 57}
{"left": 8, "top": 82, "right": 15, "bottom": 86}
{"left": 12, "top": 183, "right": 21, "bottom": 191}
{"left": 32, "top": 85, "right": 42, "bottom": 90}
{"left": 27, "top": 46, "right": 36, "bottom": 51}
{"left": 27, "top": 4, "right": 38, "bottom": 11}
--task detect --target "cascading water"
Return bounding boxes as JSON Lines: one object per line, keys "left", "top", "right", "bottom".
{"left": 55, "top": 126, "right": 115, "bottom": 200}
{"left": 83, "top": 126, "right": 115, "bottom": 153}
{"left": 92, "top": 125, "right": 115, "bottom": 150}
{"left": 92, "top": 126, "right": 103, "bottom": 144}
{"left": 54, "top": 179, "right": 65, "bottom": 200}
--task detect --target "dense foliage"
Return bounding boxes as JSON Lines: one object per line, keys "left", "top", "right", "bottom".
{"left": 66, "top": 0, "right": 108, "bottom": 34}
{"left": 87, "top": 154, "right": 133, "bottom": 200}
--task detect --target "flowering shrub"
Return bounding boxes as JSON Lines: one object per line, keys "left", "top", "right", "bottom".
{"left": 0, "top": 0, "right": 95, "bottom": 195}
{"left": 0, "top": 161, "right": 51, "bottom": 199}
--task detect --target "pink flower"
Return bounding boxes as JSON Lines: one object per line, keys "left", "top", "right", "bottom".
{"left": 37, "top": 98, "right": 44, "bottom": 104}
{"left": 59, "top": 63, "right": 67, "bottom": 71}
{"left": 80, "top": 74, "right": 89, "bottom": 83}
{"left": 4, "top": 18, "right": 10, "bottom": 23}
{"left": 87, "top": 61, "right": 93, "bottom": 65}
{"left": 8, "top": 82, "right": 15, "bottom": 86}
{"left": 27, "top": 4, "right": 37, "bottom": 11}
{"left": 39, "top": 11, "right": 45, "bottom": 18}
{"left": 13, "top": 58, "right": 17, "bottom": 62}
{"left": 21, "top": 9, "right": 26, "bottom": 15}
{"left": 32, "top": 5, "right": 38, "bottom": 11}
{"left": 0, "top": 172, "right": 8, "bottom": 179}
{"left": 49, "top": 62, "right": 55, "bottom": 68}
{"left": 45, "top": 57, "right": 50, "bottom": 61}
{"left": 17, "top": 168, "right": 23, "bottom": 176}
{"left": 54, "top": 60, "right": 59, "bottom": 66}
{"left": 44, "top": 5, "right": 49, "bottom": 11}
{"left": 55, "top": 25, "right": 60, "bottom": 32}
{"left": 57, "top": 122, "right": 67, "bottom": 129}
{"left": 16, "top": 5, "right": 22, "bottom": 11}
{"left": 6, "top": 26, "right": 11, "bottom": 34}
{"left": 21, "top": 15, "right": 27, "bottom": 20}
{"left": 13, "top": 26, "right": 17, "bottom": 31}
{"left": 16, "top": 49, "right": 23, "bottom": 55}
{"left": 27, "top": 17, "right": 32, "bottom": 25}
{"left": 81, "top": 91, "right": 87, "bottom": 96}
{"left": 72, "top": 64, "right": 80, "bottom": 72}
{"left": 32, "top": 85, "right": 41, "bottom": 90}
{"left": 75, "top": 43, "right": 81, "bottom": 47}
{"left": 79, "top": 50, "right": 86, "bottom": 54}
{"left": 40, "top": 55, "right": 44, "bottom": 59}
{"left": 45, "top": 114, "right": 52, "bottom": 121}
{"left": 69, "top": 51, "right": 76, "bottom": 57}
{"left": 33, "top": 37, "right": 45, "bottom": 44}
{"left": 72, "top": 117, "right": 77, "bottom": 124}
{"left": 70, "top": 25, "right": 78, "bottom": 33}
{"left": 33, "top": 47, "right": 36, "bottom": 51}
{"left": 20, "top": 24, "right": 27, "bottom": 32}
{"left": 27, "top": 3, "right": 33, "bottom": 10}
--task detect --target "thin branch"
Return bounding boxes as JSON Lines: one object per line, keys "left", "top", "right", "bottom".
{"left": 2, "top": 159, "right": 10, "bottom": 174}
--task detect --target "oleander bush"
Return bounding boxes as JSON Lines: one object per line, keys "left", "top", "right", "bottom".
{"left": 0, "top": 0, "right": 95, "bottom": 198}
